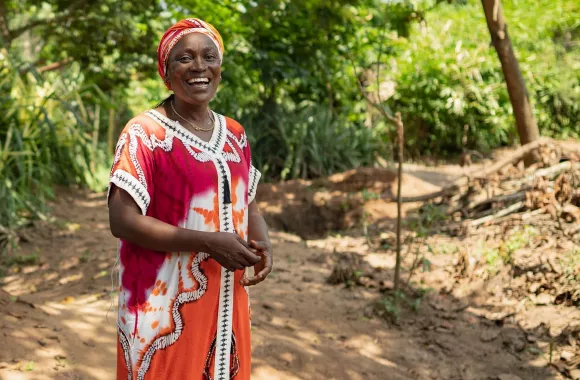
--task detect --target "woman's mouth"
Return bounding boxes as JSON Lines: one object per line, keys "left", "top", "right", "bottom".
{"left": 186, "top": 77, "right": 210, "bottom": 89}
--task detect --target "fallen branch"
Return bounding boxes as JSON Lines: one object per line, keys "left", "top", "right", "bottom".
{"left": 520, "top": 161, "right": 579, "bottom": 183}
{"left": 469, "top": 201, "right": 525, "bottom": 227}
{"left": 460, "top": 191, "right": 527, "bottom": 214}
{"left": 471, "top": 138, "right": 553, "bottom": 179}
{"left": 397, "top": 138, "right": 557, "bottom": 203}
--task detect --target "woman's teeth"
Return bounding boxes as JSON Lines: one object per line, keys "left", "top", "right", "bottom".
{"left": 187, "top": 78, "right": 210, "bottom": 85}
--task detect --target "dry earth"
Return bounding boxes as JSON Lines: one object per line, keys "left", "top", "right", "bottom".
{"left": 0, "top": 160, "right": 576, "bottom": 380}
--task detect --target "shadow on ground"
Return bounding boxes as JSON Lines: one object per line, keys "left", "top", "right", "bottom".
{"left": 0, "top": 189, "right": 570, "bottom": 380}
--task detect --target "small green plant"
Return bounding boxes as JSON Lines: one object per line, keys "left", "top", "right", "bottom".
{"left": 24, "top": 361, "right": 35, "bottom": 371}
{"left": 378, "top": 291, "right": 404, "bottom": 323}
{"left": 484, "top": 247, "right": 503, "bottom": 275}
{"left": 420, "top": 204, "right": 448, "bottom": 226}
{"left": 526, "top": 346, "right": 543, "bottom": 356}
{"left": 559, "top": 248, "right": 580, "bottom": 278}
{"left": 381, "top": 242, "right": 393, "bottom": 250}
{"left": 498, "top": 225, "right": 537, "bottom": 267}
{"left": 376, "top": 287, "right": 431, "bottom": 323}
{"left": 2, "top": 252, "right": 39, "bottom": 267}
{"left": 80, "top": 250, "right": 92, "bottom": 263}
{"left": 503, "top": 226, "right": 536, "bottom": 254}
{"left": 431, "top": 243, "right": 459, "bottom": 256}
{"left": 480, "top": 226, "right": 537, "bottom": 275}
{"left": 361, "top": 189, "right": 380, "bottom": 202}
{"left": 346, "top": 270, "right": 365, "bottom": 288}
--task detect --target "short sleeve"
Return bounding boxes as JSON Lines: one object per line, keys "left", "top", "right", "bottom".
{"left": 108, "top": 121, "right": 155, "bottom": 215}
{"left": 244, "top": 140, "right": 261, "bottom": 204}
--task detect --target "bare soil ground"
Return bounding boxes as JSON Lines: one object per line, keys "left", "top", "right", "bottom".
{"left": 1, "top": 157, "right": 578, "bottom": 379}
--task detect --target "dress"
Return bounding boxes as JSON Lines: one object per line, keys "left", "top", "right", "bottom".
{"left": 108, "top": 109, "right": 261, "bottom": 380}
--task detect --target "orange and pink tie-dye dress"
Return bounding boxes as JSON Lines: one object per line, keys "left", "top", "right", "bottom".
{"left": 108, "top": 109, "right": 261, "bottom": 380}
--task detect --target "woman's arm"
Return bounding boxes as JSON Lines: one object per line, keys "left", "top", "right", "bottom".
{"left": 241, "top": 200, "right": 273, "bottom": 286}
{"left": 108, "top": 186, "right": 260, "bottom": 271}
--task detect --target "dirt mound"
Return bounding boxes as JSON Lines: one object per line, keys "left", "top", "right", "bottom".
{"left": 256, "top": 167, "right": 441, "bottom": 239}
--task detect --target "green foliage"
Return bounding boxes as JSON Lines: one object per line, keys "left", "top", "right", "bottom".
{"left": 386, "top": 0, "right": 579, "bottom": 155}
{"left": 361, "top": 189, "right": 381, "bottom": 202}
{"left": 1, "top": 0, "right": 164, "bottom": 89}
{"left": 24, "top": 361, "right": 35, "bottom": 372}
{"left": 376, "top": 287, "right": 431, "bottom": 323}
{"left": 1, "top": 0, "right": 578, "bottom": 238}
{"left": 481, "top": 225, "right": 537, "bottom": 275}
{"left": 244, "top": 105, "right": 382, "bottom": 180}
{"left": 0, "top": 50, "right": 111, "bottom": 232}
{"left": 559, "top": 248, "right": 580, "bottom": 279}
{"left": 1, "top": 252, "right": 39, "bottom": 267}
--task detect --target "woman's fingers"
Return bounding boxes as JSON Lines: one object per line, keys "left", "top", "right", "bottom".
{"left": 249, "top": 240, "right": 269, "bottom": 251}
{"left": 241, "top": 255, "right": 272, "bottom": 286}
{"left": 239, "top": 246, "right": 261, "bottom": 266}
{"left": 222, "top": 257, "right": 243, "bottom": 271}
{"left": 242, "top": 266, "right": 270, "bottom": 286}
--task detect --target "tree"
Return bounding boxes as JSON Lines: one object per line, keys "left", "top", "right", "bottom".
{"left": 0, "top": 0, "right": 163, "bottom": 89}
{"left": 481, "top": 0, "right": 540, "bottom": 163}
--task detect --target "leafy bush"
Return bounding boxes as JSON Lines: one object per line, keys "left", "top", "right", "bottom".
{"left": 0, "top": 50, "right": 112, "bottom": 231}
{"left": 386, "top": 0, "right": 579, "bottom": 156}
{"left": 243, "top": 104, "right": 384, "bottom": 180}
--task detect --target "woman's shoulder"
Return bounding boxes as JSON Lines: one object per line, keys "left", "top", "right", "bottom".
{"left": 121, "top": 108, "right": 170, "bottom": 135}
{"left": 222, "top": 114, "right": 246, "bottom": 137}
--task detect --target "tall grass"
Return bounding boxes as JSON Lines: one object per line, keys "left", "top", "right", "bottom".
{"left": 0, "top": 49, "right": 113, "bottom": 235}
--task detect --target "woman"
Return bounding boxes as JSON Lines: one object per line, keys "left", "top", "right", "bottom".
{"left": 108, "top": 18, "right": 272, "bottom": 380}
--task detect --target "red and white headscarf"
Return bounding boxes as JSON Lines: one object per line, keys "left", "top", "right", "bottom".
{"left": 157, "top": 18, "right": 224, "bottom": 89}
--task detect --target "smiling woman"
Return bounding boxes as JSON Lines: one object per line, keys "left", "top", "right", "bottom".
{"left": 107, "top": 18, "right": 273, "bottom": 380}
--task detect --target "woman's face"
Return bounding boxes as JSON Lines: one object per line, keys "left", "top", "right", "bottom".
{"left": 166, "top": 33, "right": 221, "bottom": 106}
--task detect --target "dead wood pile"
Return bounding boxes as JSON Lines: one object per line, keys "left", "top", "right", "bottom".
{"left": 422, "top": 138, "right": 580, "bottom": 243}
{"left": 431, "top": 138, "right": 580, "bottom": 308}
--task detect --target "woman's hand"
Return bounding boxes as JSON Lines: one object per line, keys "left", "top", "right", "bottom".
{"left": 206, "top": 232, "right": 261, "bottom": 271}
{"left": 241, "top": 240, "right": 273, "bottom": 286}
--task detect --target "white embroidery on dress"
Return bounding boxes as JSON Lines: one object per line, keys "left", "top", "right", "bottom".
{"left": 135, "top": 252, "right": 210, "bottom": 380}
{"left": 248, "top": 165, "right": 261, "bottom": 204}
{"left": 110, "top": 170, "right": 150, "bottom": 215}
{"left": 185, "top": 145, "right": 212, "bottom": 162}
{"left": 109, "top": 123, "right": 173, "bottom": 214}
{"left": 126, "top": 124, "right": 173, "bottom": 186}
{"left": 118, "top": 326, "right": 133, "bottom": 380}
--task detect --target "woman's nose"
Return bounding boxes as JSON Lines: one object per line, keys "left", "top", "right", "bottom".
{"left": 191, "top": 56, "right": 206, "bottom": 71}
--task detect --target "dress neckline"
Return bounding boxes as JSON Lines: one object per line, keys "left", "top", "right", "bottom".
{"left": 146, "top": 109, "right": 226, "bottom": 155}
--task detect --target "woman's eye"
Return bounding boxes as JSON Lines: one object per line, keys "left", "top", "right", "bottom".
{"left": 179, "top": 56, "right": 192, "bottom": 62}
{"left": 206, "top": 54, "right": 217, "bottom": 60}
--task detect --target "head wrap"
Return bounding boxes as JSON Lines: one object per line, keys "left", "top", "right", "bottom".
{"left": 157, "top": 18, "right": 224, "bottom": 89}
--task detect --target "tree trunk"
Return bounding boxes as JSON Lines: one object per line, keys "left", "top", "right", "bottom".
{"left": 481, "top": 0, "right": 540, "bottom": 165}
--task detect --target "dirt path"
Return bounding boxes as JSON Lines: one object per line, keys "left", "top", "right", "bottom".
{"left": 0, "top": 185, "right": 567, "bottom": 379}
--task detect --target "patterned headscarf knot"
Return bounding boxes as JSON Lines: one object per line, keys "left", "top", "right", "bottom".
{"left": 157, "top": 18, "right": 224, "bottom": 89}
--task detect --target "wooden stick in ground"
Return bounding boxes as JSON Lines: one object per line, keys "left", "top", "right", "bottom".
{"left": 394, "top": 112, "right": 404, "bottom": 292}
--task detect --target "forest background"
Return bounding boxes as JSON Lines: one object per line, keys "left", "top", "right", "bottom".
{"left": 0, "top": 0, "right": 578, "bottom": 236}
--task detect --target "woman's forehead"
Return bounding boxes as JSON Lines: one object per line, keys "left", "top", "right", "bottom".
{"left": 171, "top": 33, "right": 218, "bottom": 54}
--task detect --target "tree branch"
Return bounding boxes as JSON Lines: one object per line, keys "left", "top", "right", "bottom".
{"left": 0, "top": 0, "right": 11, "bottom": 44}
{"left": 348, "top": 55, "right": 397, "bottom": 124}
{"left": 40, "top": 57, "right": 73, "bottom": 73}
{"left": 19, "top": 57, "right": 73, "bottom": 75}
{"left": 8, "top": 0, "right": 90, "bottom": 42}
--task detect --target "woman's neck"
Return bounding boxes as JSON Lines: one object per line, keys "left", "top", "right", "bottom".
{"left": 172, "top": 97, "right": 210, "bottom": 123}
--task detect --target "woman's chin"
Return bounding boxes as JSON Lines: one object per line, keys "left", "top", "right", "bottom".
{"left": 176, "top": 92, "right": 215, "bottom": 106}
